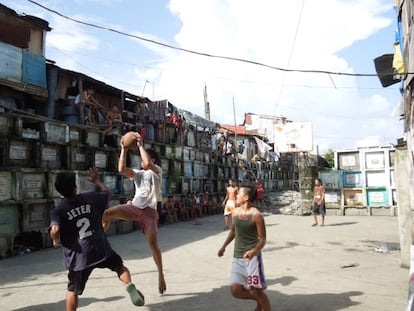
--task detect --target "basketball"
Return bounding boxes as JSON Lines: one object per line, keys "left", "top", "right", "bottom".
{"left": 121, "top": 131, "right": 139, "bottom": 149}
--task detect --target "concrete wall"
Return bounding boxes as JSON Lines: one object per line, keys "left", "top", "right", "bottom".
{"left": 395, "top": 146, "right": 414, "bottom": 268}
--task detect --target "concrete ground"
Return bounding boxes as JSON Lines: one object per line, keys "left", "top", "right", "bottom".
{"left": 0, "top": 214, "right": 408, "bottom": 311}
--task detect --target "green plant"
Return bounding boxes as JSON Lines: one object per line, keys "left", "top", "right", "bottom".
{"left": 323, "top": 149, "right": 334, "bottom": 168}
{"left": 169, "top": 169, "right": 181, "bottom": 184}
{"left": 167, "top": 169, "right": 181, "bottom": 194}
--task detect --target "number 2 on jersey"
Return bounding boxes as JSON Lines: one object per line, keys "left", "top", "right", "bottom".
{"left": 77, "top": 217, "right": 93, "bottom": 239}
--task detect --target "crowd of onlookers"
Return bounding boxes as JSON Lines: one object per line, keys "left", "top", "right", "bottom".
{"left": 159, "top": 192, "right": 224, "bottom": 225}
{"left": 158, "top": 179, "right": 265, "bottom": 226}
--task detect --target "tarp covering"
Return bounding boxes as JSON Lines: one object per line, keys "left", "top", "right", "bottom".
{"left": 177, "top": 108, "right": 217, "bottom": 129}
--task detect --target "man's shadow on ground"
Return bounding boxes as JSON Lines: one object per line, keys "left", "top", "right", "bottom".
{"left": 150, "top": 276, "right": 363, "bottom": 311}
{"left": 11, "top": 276, "right": 363, "bottom": 311}
{"left": 12, "top": 296, "right": 124, "bottom": 311}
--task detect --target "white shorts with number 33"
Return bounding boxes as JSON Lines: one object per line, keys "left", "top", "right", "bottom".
{"left": 230, "top": 255, "right": 267, "bottom": 289}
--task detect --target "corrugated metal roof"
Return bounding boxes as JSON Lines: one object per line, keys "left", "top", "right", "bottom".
{"left": 178, "top": 108, "right": 217, "bottom": 129}
{"left": 219, "top": 124, "right": 259, "bottom": 136}
{"left": 0, "top": 4, "right": 51, "bottom": 31}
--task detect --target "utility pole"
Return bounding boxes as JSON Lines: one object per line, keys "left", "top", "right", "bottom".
{"left": 141, "top": 80, "right": 149, "bottom": 97}
{"left": 233, "top": 97, "right": 237, "bottom": 147}
{"left": 204, "top": 83, "right": 210, "bottom": 120}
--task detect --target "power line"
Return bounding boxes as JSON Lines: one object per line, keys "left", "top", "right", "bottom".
{"left": 28, "top": 0, "right": 411, "bottom": 78}
{"left": 210, "top": 75, "right": 397, "bottom": 90}
{"left": 274, "top": 0, "right": 305, "bottom": 115}
{"left": 278, "top": 103, "right": 403, "bottom": 120}
{"left": 49, "top": 42, "right": 399, "bottom": 91}
{"left": 47, "top": 44, "right": 147, "bottom": 89}
{"left": 46, "top": 46, "right": 398, "bottom": 90}
{"left": 47, "top": 46, "right": 159, "bottom": 69}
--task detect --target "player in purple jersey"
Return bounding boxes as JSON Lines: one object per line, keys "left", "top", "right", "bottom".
{"left": 49, "top": 167, "right": 144, "bottom": 311}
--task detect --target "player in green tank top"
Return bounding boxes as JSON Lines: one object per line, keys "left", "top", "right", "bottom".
{"left": 233, "top": 206, "right": 262, "bottom": 258}
{"left": 218, "top": 183, "right": 271, "bottom": 311}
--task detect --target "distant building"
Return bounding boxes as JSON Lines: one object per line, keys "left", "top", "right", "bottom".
{"left": 332, "top": 145, "right": 396, "bottom": 209}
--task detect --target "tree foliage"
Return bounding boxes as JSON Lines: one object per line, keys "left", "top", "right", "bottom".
{"left": 323, "top": 149, "right": 334, "bottom": 168}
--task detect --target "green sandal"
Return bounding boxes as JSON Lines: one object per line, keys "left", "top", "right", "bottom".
{"left": 126, "top": 283, "right": 145, "bottom": 306}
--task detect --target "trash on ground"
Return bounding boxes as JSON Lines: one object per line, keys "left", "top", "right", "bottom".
{"left": 341, "top": 263, "right": 359, "bottom": 268}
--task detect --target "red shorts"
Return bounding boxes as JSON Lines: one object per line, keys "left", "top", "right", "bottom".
{"left": 119, "top": 203, "right": 159, "bottom": 234}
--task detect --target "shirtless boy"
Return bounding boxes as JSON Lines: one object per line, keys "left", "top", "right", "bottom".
{"left": 312, "top": 178, "right": 326, "bottom": 226}
{"left": 222, "top": 178, "right": 238, "bottom": 230}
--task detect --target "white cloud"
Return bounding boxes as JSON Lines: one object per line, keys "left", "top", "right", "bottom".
{"left": 5, "top": 0, "right": 401, "bottom": 153}
{"left": 356, "top": 136, "right": 382, "bottom": 148}
{"left": 140, "top": 0, "right": 402, "bottom": 152}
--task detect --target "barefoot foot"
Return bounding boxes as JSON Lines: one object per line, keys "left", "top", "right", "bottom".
{"left": 159, "top": 274, "right": 167, "bottom": 294}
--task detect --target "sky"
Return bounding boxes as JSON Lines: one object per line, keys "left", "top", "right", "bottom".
{"left": 1, "top": 0, "right": 404, "bottom": 153}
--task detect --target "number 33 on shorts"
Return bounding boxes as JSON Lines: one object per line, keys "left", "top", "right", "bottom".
{"left": 247, "top": 275, "right": 260, "bottom": 286}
